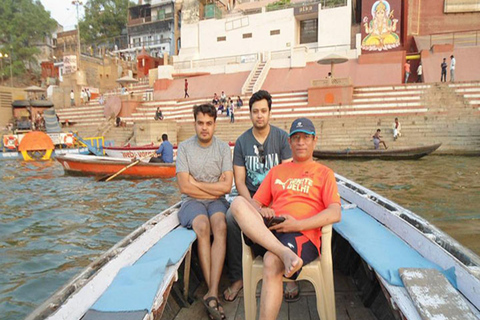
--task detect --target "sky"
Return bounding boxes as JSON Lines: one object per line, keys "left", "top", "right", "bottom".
{"left": 40, "top": 0, "right": 88, "bottom": 31}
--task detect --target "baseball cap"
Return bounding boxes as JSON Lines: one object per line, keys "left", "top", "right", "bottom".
{"left": 289, "top": 117, "right": 316, "bottom": 136}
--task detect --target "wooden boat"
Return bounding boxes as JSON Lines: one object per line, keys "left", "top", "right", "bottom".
{"left": 313, "top": 143, "right": 442, "bottom": 160}
{"left": 104, "top": 143, "right": 162, "bottom": 162}
{"left": 56, "top": 154, "right": 176, "bottom": 179}
{"left": 25, "top": 174, "right": 480, "bottom": 320}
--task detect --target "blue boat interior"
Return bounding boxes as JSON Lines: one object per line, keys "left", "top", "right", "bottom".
{"left": 82, "top": 227, "right": 196, "bottom": 320}
{"left": 336, "top": 204, "right": 457, "bottom": 288}
{"left": 82, "top": 204, "right": 457, "bottom": 320}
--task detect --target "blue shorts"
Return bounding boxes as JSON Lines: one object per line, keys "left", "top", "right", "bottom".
{"left": 178, "top": 198, "right": 230, "bottom": 228}
{"left": 246, "top": 231, "right": 319, "bottom": 280}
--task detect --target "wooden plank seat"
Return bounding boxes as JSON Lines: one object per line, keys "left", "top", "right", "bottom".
{"left": 82, "top": 227, "right": 196, "bottom": 320}
{"left": 400, "top": 268, "right": 478, "bottom": 320}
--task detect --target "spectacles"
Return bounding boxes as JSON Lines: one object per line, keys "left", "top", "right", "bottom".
{"left": 290, "top": 134, "right": 315, "bottom": 143}
{"left": 257, "top": 144, "right": 265, "bottom": 165}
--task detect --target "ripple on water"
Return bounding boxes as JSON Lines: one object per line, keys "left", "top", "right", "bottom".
{"left": 0, "top": 160, "right": 181, "bottom": 320}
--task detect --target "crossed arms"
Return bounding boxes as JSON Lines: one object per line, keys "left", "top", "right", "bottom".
{"left": 177, "top": 171, "right": 233, "bottom": 199}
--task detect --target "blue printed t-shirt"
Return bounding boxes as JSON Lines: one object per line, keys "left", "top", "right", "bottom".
{"left": 156, "top": 140, "right": 174, "bottom": 163}
{"left": 233, "top": 125, "right": 292, "bottom": 197}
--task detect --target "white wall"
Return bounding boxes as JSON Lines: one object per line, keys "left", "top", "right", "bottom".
{"left": 180, "top": 9, "right": 296, "bottom": 60}
{"left": 318, "top": 3, "right": 351, "bottom": 48}
{"left": 176, "top": 1, "right": 353, "bottom": 66}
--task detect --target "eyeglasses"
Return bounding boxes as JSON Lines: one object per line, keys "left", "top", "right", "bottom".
{"left": 290, "top": 134, "right": 315, "bottom": 143}
{"left": 258, "top": 144, "right": 265, "bottom": 165}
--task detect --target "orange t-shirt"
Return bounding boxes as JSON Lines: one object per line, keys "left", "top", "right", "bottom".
{"left": 404, "top": 63, "right": 411, "bottom": 73}
{"left": 253, "top": 161, "right": 341, "bottom": 253}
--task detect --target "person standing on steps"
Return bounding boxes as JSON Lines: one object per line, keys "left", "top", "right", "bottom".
{"left": 441, "top": 58, "right": 447, "bottom": 82}
{"left": 417, "top": 63, "right": 423, "bottom": 83}
{"left": 224, "top": 90, "right": 299, "bottom": 304}
{"left": 392, "top": 117, "right": 402, "bottom": 141}
{"left": 450, "top": 55, "right": 456, "bottom": 82}
{"left": 184, "top": 79, "right": 190, "bottom": 98}
{"left": 404, "top": 60, "right": 411, "bottom": 83}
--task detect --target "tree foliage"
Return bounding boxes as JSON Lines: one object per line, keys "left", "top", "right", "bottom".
{"left": 79, "top": 0, "right": 134, "bottom": 46}
{"left": 0, "top": 0, "right": 57, "bottom": 74}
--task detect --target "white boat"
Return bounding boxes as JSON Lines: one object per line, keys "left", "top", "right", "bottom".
{"left": 103, "top": 143, "right": 162, "bottom": 162}
{"left": 26, "top": 174, "right": 480, "bottom": 320}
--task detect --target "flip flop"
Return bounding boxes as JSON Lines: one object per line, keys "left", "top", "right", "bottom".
{"left": 284, "top": 283, "right": 301, "bottom": 303}
{"left": 202, "top": 297, "right": 223, "bottom": 320}
{"left": 223, "top": 285, "right": 243, "bottom": 302}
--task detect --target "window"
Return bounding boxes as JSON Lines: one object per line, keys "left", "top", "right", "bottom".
{"left": 270, "top": 29, "right": 280, "bottom": 35}
{"left": 217, "top": 36, "right": 226, "bottom": 42}
{"left": 157, "top": 9, "right": 165, "bottom": 20}
{"left": 299, "top": 19, "right": 318, "bottom": 44}
{"left": 243, "top": 33, "right": 252, "bottom": 39}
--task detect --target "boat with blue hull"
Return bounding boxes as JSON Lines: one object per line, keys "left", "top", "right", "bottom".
{"left": 26, "top": 174, "right": 480, "bottom": 320}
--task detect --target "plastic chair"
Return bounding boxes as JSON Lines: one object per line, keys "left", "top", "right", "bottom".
{"left": 242, "top": 224, "right": 336, "bottom": 320}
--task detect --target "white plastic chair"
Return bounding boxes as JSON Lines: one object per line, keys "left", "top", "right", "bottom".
{"left": 242, "top": 224, "right": 336, "bottom": 320}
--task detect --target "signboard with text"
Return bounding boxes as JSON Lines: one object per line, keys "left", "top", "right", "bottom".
{"left": 63, "top": 55, "right": 77, "bottom": 75}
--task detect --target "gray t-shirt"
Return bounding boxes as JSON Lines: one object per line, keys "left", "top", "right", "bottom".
{"left": 233, "top": 125, "right": 291, "bottom": 196}
{"left": 176, "top": 135, "right": 233, "bottom": 201}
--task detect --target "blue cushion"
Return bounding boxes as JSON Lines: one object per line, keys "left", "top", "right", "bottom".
{"left": 335, "top": 207, "right": 456, "bottom": 287}
{"left": 91, "top": 228, "right": 196, "bottom": 312}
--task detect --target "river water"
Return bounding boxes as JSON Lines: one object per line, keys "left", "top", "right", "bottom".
{"left": 0, "top": 156, "right": 479, "bottom": 319}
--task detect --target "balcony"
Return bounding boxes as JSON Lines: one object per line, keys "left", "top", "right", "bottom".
{"left": 128, "top": 16, "right": 152, "bottom": 26}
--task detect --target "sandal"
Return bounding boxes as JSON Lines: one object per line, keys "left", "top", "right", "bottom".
{"left": 284, "top": 283, "right": 301, "bottom": 303}
{"left": 223, "top": 285, "right": 243, "bottom": 302}
{"left": 202, "top": 297, "right": 223, "bottom": 320}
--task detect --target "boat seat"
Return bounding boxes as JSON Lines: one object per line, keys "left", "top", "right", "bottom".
{"left": 242, "top": 224, "right": 336, "bottom": 320}
{"left": 400, "top": 268, "right": 477, "bottom": 320}
{"left": 335, "top": 205, "right": 456, "bottom": 287}
{"left": 82, "top": 227, "right": 196, "bottom": 320}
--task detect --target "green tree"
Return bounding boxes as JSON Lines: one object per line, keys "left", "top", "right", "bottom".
{"left": 79, "top": 0, "right": 133, "bottom": 46}
{"left": 0, "top": 0, "right": 57, "bottom": 75}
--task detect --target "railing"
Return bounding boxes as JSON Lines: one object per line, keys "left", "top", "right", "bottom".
{"left": 128, "top": 16, "right": 153, "bottom": 26}
{"left": 174, "top": 53, "right": 257, "bottom": 69}
{"left": 308, "top": 44, "right": 351, "bottom": 53}
{"left": 271, "top": 49, "right": 291, "bottom": 60}
{"left": 265, "top": 0, "right": 346, "bottom": 12}
{"left": 427, "top": 30, "right": 480, "bottom": 48}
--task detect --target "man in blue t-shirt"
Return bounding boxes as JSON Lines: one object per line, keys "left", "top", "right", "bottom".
{"left": 150, "top": 134, "right": 174, "bottom": 163}
{"left": 224, "top": 90, "right": 297, "bottom": 303}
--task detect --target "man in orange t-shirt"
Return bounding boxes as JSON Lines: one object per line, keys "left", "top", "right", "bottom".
{"left": 404, "top": 60, "right": 411, "bottom": 83}
{"left": 230, "top": 117, "right": 341, "bottom": 320}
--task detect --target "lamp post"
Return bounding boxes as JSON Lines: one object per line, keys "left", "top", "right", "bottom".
{"left": 9, "top": 48, "right": 13, "bottom": 88}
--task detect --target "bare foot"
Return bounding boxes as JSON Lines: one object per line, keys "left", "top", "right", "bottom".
{"left": 223, "top": 279, "right": 243, "bottom": 302}
{"left": 281, "top": 248, "right": 303, "bottom": 278}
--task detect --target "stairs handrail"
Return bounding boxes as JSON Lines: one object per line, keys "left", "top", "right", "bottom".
{"left": 252, "top": 59, "right": 271, "bottom": 93}
{"left": 241, "top": 58, "right": 261, "bottom": 95}
{"left": 71, "top": 132, "right": 103, "bottom": 156}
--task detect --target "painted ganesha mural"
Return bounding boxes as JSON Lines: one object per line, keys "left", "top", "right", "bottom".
{"left": 361, "top": 0, "right": 400, "bottom": 51}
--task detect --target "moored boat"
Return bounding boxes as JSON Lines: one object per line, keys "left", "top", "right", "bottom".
{"left": 103, "top": 143, "right": 162, "bottom": 162}
{"left": 56, "top": 154, "right": 176, "bottom": 179}
{"left": 313, "top": 143, "right": 442, "bottom": 160}
{"left": 25, "top": 174, "right": 480, "bottom": 320}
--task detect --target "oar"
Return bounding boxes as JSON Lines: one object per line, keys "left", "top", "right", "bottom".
{"left": 97, "top": 152, "right": 156, "bottom": 182}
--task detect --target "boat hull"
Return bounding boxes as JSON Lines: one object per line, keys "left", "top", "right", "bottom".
{"left": 104, "top": 144, "right": 161, "bottom": 162}
{"left": 0, "top": 148, "right": 91, "bottom": 160}
{"left": 56, "top": 155, "right": 176, "bottom": 178}
{"left": 313, "top": 143, "right": 442, "bottom": 160}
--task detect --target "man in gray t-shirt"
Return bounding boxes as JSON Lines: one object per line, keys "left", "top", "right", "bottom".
{"left": 224, "top": 90, "right": 294, "bottom": 303}
{"left": 176, "top": 104, "right": 233, "bottom": 319}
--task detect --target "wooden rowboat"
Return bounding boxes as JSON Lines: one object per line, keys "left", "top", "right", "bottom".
{"left": 56, "top": 154, "right": 176, "bottom": 179}
{"left": 313, "top": 143, "right": 442, "bottom": 160}
{"left": 26, "top": 174, "right": 480, "bottom": 320}
{"left": 103, "top": 143, "right": 161, "bottom": 162}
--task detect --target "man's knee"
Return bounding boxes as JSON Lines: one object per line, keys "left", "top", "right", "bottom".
{"left": 263, "top": 252, "right": 284, "bottom": 278}
{"left": 230, "top": 197, "right": 248, "bottom": 219}
{"left": 192, "top": 216, "right": 210, "bottom": 238}
{"left": 226, "top": 208, "right": 239, "bottom": 230}
{"left": 211, "top": 214, "right": 227, "bottom": 237}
